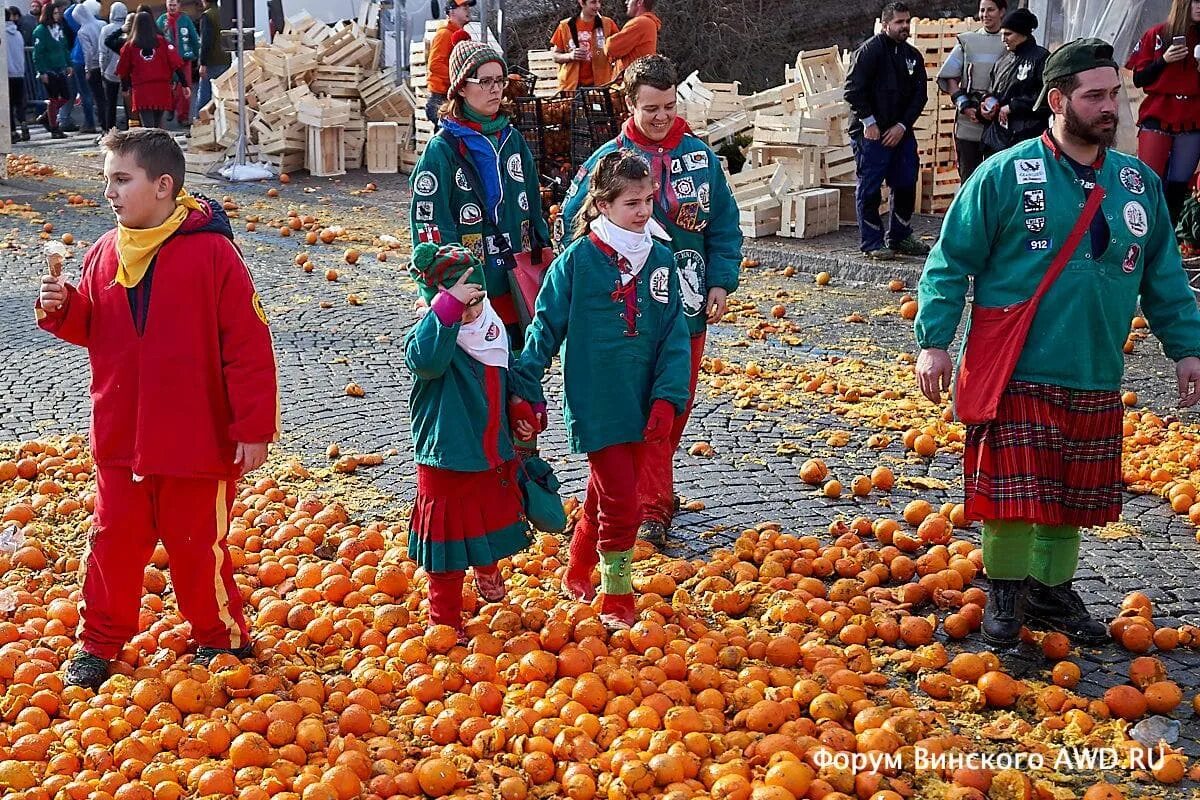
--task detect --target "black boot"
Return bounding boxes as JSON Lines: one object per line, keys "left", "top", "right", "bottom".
{"left": 1166, "top": 181, "right": 1190, "bottom": 227}
{"left": 64, "top": 652, "right": 110, "bottom": 690}
{"left": 1024, "top": 578, "right": 1109, "bottom": 645}
{"left": 194, "top": 643, "right": 255, "bottom": 667}
{"left": 982, "top": 578, "right": 1028, "bottom": 647}
{"left": 637, "top": 520, "right": 667, "bottom": 548}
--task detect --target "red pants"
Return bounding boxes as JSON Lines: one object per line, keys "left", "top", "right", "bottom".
{"left": 637, "top": 331, "right": 706, "bottom": 525}
{"left": 80, "top": 467, "right": 249, "bottom": 660}
{"left": 568, "top": 442, "right": 646, "bottom": 584}
{"left": 427, "top": 564, "right": 500, "bottom": 630}
{"left": 1138, "top": 128, "right": 1174, "bottom": 178}
{"left": 174, "top": 67, "right": 193, "bottom": 124}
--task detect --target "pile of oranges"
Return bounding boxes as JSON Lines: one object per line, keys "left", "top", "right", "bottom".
{"left": 0, "top": 432, "right": 1196, "bottom": 800}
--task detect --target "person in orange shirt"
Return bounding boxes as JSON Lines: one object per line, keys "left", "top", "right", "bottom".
{"left": 551, "top": 0, "right": 619, "bottom": 91}
{"left": 426, "top": 0, "right": 475, "bottom": 126}
{"left": 605, "top": 0, "right": 661, "bottom": 78}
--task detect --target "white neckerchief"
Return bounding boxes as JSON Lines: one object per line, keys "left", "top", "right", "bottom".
{"left": 590, "top": 215, "right": 670, "bottom": 284}
{"left": 456, "top": 297, "right": 509, "bottom": 368}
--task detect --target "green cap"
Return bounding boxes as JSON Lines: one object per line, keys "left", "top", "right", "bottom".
{"left": 1035, "top": 37, "right": 1119, "bottom": 111}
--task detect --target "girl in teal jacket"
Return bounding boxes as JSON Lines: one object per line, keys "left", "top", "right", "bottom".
{"left": 511, "top": 150, "right": 691, "bottom": 629}
{"left": 32, "top": 4, "right": 71, "bottom": 137}
{"left": 405, "top": 242, "right": 534, "bottom": 640}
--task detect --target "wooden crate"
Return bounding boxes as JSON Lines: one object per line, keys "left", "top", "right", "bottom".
{"left": 184, "top": 149, "right": 227, "bottom": 176}
{"left": 820, "top": 146, "right": 856, "bottom": 183}
{"left": 527, "top": 50, "right": 559, "bottom": 98}
{"left": 779, "top": 188, "right": 839, "bottom": 239}
{"left": 920, "top": 166, "right": 959, "bottom": 214}
{"left": 306, "top": 126, "right": 345, "bottom": 176}
{"left": 366, "top": 122, "right": 399, "bottom": 173}
{"left": 739, "top": 199, "right": 781, "bottom": 238}
{"left": 312, "top": 65, "right": 363, "bottom": 98}
{"left": 296, "top": 97, "right": 353, "bottom": 127}
{"left": 320, "top": 22, "right": 379, "bottom": 69}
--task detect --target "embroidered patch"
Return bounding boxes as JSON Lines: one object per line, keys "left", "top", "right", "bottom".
{"left": 507, "top": 153, "right": 524, "bottom": 182}
{"left": 1123, "top": 201, "right": 1148, "bottom": 237}
{"left": 552, "top": 215, "right": 565, "bottom": 247}
{"left": 670, "top": 158, "right": 684, "bottom": 174}
{"left": 674, "top": 249, "right": 707, "bottom": 316}
{"left": 416, "top": 224, "right": 441, "bottom": 244}
{"left": 1022, "top": 189, "right": 1045, "bottom": 214}
{"left": 485, "top": 233, "right": 510, "bottom": 255}
{"left": 673, "top": 176, "right": 696, "bottom": 197}
{"left": 1120, "top": 166, "right": 1145, "bottom": 195}
{"left": 484, "top": 322, "right": 502, "bottom": 341}
{"left": 521, "top": 220, "right": 531, "bottom": 252}
{"left": 1024, "top": 216, "right": 1046, "bottom": 233}
{"left": 1014, "top": 158, "right": 1046, "bottom": 184}
{"left": 459, "top": 203, "right": 482, "bottom": 225}
{"left": 1122, "top": 243, "right": 1141, "bottom": 273}
{"left": 905, "top": 57, "right": 916, "bottom": 75}
{"left": 414, "top": 201, "right": 434, "bottom": 222}
{"left": 251, "top": 293, "right": 268, "bottom": 325}
{"left": 682, "top": 151, "right": 709, "bottom": 171}
{"left": 676, "top": 202, "right": 701, "bottom": 231}
{"left": 413, "top": 171, "right": 438, "bottom": 196}
{"left": 454, "top": 168, "right": 471, "bottom": 191}
{"left": 697, "top": 182, "right": 711, "bottom": 213}
{"left": 1025, "top": 238, "right": 1052, "bottom": 251}
{"left": 518, "top": 191, "right": 529, "bottom": 212}
{"left": 1016, "top": 60, "right": 1032, "bottom": 81}
{"left": 649, "top": 266, "right": 671, "bottom": 304}
{"left": 461, "top": 233, "right": 484, "bottom": 259}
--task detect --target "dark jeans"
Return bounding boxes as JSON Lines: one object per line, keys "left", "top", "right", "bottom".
{"left": 852, "top": 133, "right": 919, "bottom": 252}
{"left": 101, "top": 79, "right": 122, "bottom": 131}
{"left": 140, "top": 108, "right": 165, "bottom": 128}
{"left": 8, "top": 77, "right": 25, "bottom": 132}
{"left": 955, "top": 136, "right": 984, "bottom": 182}
{"left": 86, "top": 69, "right": 112, "bottom": 132}
{"left": 58, "top": 66, "right": 94, "bottom": 129}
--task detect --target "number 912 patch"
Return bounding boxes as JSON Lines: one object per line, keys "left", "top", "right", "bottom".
{"left": 1026, "top": 238, "right": 1052, "bottom": 251}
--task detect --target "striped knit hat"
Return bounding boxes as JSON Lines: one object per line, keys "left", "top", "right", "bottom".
{"left": 410, "top": 241, "right": 485, "bottom": 302}
{"left": 448, "top": 40, "right": 507, "bottom": 99}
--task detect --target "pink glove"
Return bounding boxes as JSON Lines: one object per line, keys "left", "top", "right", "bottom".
{"left": 642, "top": 399, "right": 675, "bottom": 443}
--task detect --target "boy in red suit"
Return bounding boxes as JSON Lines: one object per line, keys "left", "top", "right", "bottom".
{"left": 37, "top": 128, "right": 279, "bottom": 690}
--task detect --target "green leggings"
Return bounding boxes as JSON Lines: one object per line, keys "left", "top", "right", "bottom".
{"left": 981, "top": 520, "right": 1080, "bottom": 585}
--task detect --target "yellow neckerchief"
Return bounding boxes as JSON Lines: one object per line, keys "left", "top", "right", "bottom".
{"left": 115, "top": 191, "right": 205, "bottom": 288}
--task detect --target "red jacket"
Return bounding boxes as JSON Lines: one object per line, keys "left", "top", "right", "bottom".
{"left": 116, "top": 35, "right": 184, "bottom": 112}
{"left": 1126, "top": 23, "right": 1200, "bottom": 131}
{"left": 37, "top": 197, "right": 280, "bottom": 480}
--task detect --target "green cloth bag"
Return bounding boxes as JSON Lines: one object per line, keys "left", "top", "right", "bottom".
{"left": 518, "top": 455, "right": 566, "bottom": 533}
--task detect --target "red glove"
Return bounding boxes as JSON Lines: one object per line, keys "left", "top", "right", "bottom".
{"left": 643, "top": 399, "right": 675, "bottom": 443}
{"left": 509, "top": 398, "right": 544, "bottom": 436}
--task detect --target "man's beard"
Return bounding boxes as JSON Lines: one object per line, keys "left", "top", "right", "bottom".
{"left": 1063, "top": 100, "right": 1118, "bottom": 149}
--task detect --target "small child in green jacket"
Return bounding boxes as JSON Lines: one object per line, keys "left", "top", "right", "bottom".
{"left": 510, "top": 151, "right": 691, "bottom": 629}
{"left": 405, "top": 242, "right": 535, "bottom": 640}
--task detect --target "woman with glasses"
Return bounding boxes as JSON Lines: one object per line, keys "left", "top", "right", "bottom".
{"left": 409, "top": 41, "right": 550, "bottom": 351}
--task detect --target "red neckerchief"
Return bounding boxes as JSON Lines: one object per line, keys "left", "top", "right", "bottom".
{"left": 166, "top": 11, "right": 180, "bottom": 45}
{"left": 1041, "top": 130, "right": 1106, "bottom": 169}
{"left": 620, "top": 116, "right": 691, "bottom": 219}
{"left": 588, "top": 231, "right": 639, "bottom": 337}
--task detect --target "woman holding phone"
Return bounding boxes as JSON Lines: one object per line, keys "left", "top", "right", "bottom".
{"left": 1126, "top": 0, "right": 1200, "bottom": 225}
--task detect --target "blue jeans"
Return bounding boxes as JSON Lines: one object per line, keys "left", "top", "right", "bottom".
{"left": 852, "top": 133, "right": 919, "bottom": 252}
{"left": 195, "top": 62, "right": 228, "bottom": 117}
{"left": 58, "top": 66, "right": 95, "bottom": 129}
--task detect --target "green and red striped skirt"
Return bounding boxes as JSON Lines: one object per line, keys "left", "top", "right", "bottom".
{"left": 408, "top": 461, "right": 531, "bottom": 573}
{"left": 963, "top": 380, "right": 1124, "bottom": 527}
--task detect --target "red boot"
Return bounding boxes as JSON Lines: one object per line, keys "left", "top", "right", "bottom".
{"left": 564, "top": 515, "right": 599, "bottom": 601}
{"left": 600, "top": 593, "right": 636, "bottom": 630}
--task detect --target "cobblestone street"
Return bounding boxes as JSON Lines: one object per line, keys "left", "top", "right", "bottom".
{"left": 2, "top": 140, "right": 1200, "bottom": 769}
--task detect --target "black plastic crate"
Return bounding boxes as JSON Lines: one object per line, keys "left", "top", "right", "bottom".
{"left": 570, "top": 86, "right": 615, "bottom": 127}
{"left": 506, "top": 65, "right": 539, "bottom": 100}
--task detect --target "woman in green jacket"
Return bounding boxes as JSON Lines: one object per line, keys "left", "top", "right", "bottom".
{"left": 32, "top": 3, "right": 71, "bottom": 138}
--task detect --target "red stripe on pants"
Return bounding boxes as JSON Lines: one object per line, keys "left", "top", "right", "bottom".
{"left": 637, "top": 331, "right": 706, "bottom": 525}
{"left": 79, "top": 467, "right": 250, "bottom": 660}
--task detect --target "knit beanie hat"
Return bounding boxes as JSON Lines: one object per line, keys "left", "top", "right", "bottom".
{"left": 448, "top": 40, "right": 507, "bottom": 98}
{"left": 1000, "top": 8, "right": 1037, "bottom": 37}
{"left": 410, "top": 241, "right": 485, "bottom": 303}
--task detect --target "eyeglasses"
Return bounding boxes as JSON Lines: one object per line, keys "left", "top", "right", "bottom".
{"left": 464, "top": 76, "right": 508, "bottom": 91}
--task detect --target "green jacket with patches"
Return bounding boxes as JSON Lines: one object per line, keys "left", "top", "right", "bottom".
{"left": 157, "top": 12, "right": 199, "bottom": 62}
{"left": 408, "top": 123, "right": 550, "bottom": 314}
{"left": 560, "top": 131, "right": 742, "bottom": 337}
{"left": 509, "top": 235, "right": 692, "bottom": 454}
{"left": 405, "top": 310, "right": 517, "bottom": 471}
{"left": 915, "top": 134, "right": 1200, "bottom": 391}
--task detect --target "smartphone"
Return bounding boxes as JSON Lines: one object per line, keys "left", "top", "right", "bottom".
{"left": 1173, "top": 35, "right": 1187, "bottom": 48}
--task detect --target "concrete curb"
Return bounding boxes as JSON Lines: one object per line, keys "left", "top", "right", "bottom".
{"left": 741, "top": 238, "right": 927, "bottom": 288}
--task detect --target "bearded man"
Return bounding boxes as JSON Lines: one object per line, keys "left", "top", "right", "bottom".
{"left": 914, "top": 39, "right": 1200, "bottom": 650}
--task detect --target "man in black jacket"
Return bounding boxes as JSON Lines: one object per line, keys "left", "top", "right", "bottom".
{"left": 844, "top": 2, "right": 929, "bottom": 260}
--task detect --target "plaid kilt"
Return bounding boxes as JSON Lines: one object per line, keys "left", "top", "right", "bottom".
{"left": 963, "top": 380, "right": 1124, "bottom": 527}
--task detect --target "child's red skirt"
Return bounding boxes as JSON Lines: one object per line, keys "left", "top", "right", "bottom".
{"left": 408, "top": 460, "right": 530, "bottom": 572}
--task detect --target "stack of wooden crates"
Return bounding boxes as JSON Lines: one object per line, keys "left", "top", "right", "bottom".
{"left": 185, "top": 6, "right": 417, "bottom": 177}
